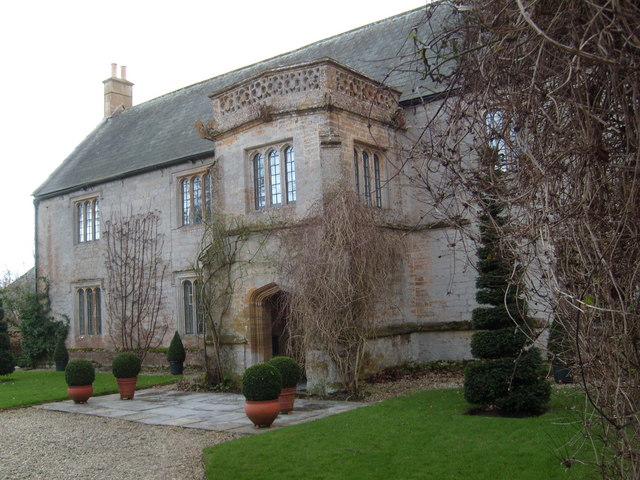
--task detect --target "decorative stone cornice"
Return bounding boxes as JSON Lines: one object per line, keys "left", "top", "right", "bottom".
{"left": 208, "top": 58, "right": 401, "bottom": 136}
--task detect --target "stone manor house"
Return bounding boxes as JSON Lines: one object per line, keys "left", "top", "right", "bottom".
{"left": 34, "top": 6, "right": 478, "bottom": 389}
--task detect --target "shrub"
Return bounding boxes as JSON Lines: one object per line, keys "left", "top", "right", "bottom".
{"left": 19, "top": 291, "right": 67, "bottom": 367}
{"left": 112, "top": 352, "right": 142, "bottom": 378}
{"left": 472, "top": 305, "right": 516, "bottom": 330}
{"left": 464, "top": 359, "right": 513, "bottom": 405}
{"left": 64, "top": 359, "right": 96, "bottom": 386}
{"left": 242, "top": 363, "right": 282, "bottom": 401}
{"left": 167, "top": 331, "right": 186, "bottom": 363}
{"left": 0, "top": 351, "right": 15, "bottom": 376}
{"left": 470, "top": 328, "right": 527, "bottom": 359}
{"left": 494, "top": 379, "right": 552, "bottom": 414}
{"left": 53, "top": 335, "right": 69, "bottom": 363}
{"left": 0, "top": 332, "right": 9, "bottom": 352}
{"left": 268, "top": 356, "right": 301, "bottom": 388}
{"left": 464, "top": 195, "right": 549, "bottom": 415}
{"left": 0, "top": 298, "right": 14, "bottom": 376}
{"left": 464, "top": 349, "right": 550, "bottom": 413}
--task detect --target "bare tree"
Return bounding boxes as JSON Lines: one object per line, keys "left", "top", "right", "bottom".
{"left": 195, "top": 215, "right": 257, "bottom": 384}
{"left": 0, "top": 269, "right": 35, "bottom": 329}
{"left": 402, "top": 1, "right": 639, "bottom": 478}
{"left": 104, "top": 210, "right": 168, "bottom": 362}
{"left": 280, "top": 184, "right": 399, "bottom": 397}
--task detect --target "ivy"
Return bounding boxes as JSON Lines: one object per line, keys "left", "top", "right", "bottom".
{"left": 18, "top": 285, "right": 67, "bottom": 367}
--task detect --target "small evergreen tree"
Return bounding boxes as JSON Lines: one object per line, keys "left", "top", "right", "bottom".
{"left": 167, "top": 331, "right": 186, "bottom": 363}
{"left": 0, "top": 298, "right": 15, "bottom": 376}
{"left": 53, "top": 334, "right": 69, "bottom": 364}
{"left": 464, "top": 190, "right": 550, "bottom": 414}
{"left": 19, "top": 290, "right": 66, "bottom": 368}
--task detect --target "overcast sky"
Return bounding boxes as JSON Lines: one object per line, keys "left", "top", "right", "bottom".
{"left": 0, "top": 0, "right": 424, "bottom": 278}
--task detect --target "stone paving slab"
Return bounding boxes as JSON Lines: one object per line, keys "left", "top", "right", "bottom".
{"left": 36, "top": 388, "right": 364, "bottom": 434}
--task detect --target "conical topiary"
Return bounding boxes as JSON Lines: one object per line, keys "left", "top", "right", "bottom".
{"left": 54, "top": 335, "right": 69, "bottom": 363}
{"left": 463, "top": 189, "right": 550, "bottom": 414}
{"left": 167, "top": 331, "right": 186, "bottom": 363}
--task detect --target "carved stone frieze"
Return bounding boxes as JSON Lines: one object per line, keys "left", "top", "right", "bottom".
{"left": 333, "top": 68, "right": 398, "bottom": 112}
{"left": 218, "top": 66, "right": 323, "bottom": 114}
{"left": 208, "top": 58, "right": 401, "bottom": 135}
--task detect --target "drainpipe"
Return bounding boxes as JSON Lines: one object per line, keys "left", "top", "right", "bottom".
{"left": 33, "top": 197, "right": 39, "bottom": 292}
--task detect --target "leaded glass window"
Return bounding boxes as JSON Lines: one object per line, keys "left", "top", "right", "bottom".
{"left": 254, "top": 153, "right": 266, "bottom": 209}
{"left": 269, "top": 150, "right": 282, "bottom": 206}
{"left": 181, "top": 172, "right": 212, "bottom": 225}
{"left": 184, "top": 280, "right": 194, "bottom": 334}
{"left": 373, "top": 154, "right": 382, "bottom": 208}
{"left": 362, "top": 151, "right": 372, "bottom": 206}
{"left": 77, "top": 286, "right": 101, "bottom": 336}
{"left": 87, "top": 289, "right": 94, "bottom": 335}
{"left": 253, "top": 145, "right": 296, "bottom": 209}
{"left": 77, "top": 203, "right": 85, "bottom": 243}
{"left": 354, "top": 149, "right": 360, "bottom": 196}
{"left": 285, "top": 146, "right": 296, "bottom": 203}
{"left": 354, "top": 147, "right": 384, "bottom": 208}
{"left": 181, "top": 179, "right": 191, "bottom": 225}
{"left": 78, "top": 289, "right": 85, "bottom": 335}
{"left": 76, "top": 198, "right": 100, "bottom": 243}
{"left": 193, "top": 176, "right": 203, "bottom": 223}
{"left": 86, "top": 201, "right": 94, "bottom": 242}
{"left": 182, "top": 279, "right": 204, "bottom": 335}
{"left": 485, "top": 109, "right": 517, "bottom": 171}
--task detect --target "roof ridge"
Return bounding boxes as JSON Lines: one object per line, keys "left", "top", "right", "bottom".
{"left": 130, "top": 6, "right": 427, "bottom": 109}
{"left": 34, "top": 5, "right": 434, "bottom": 199}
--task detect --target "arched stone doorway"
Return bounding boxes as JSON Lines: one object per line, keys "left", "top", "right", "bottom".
{"left": 247, "top": 283, "right": 292, "bottom": 364}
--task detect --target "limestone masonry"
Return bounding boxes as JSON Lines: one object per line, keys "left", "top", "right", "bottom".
{"left": 34, "top": 7, "right": 478, "bottom": 392}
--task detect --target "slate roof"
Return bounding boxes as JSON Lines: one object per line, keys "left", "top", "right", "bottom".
{"left": 34, "top": 5, "right": 452, "bottom": 200}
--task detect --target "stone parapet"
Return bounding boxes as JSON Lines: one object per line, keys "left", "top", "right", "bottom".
{"left": 208, "top": 58, "right": 401, "bottom": 136}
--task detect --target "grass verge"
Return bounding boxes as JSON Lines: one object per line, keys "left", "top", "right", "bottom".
{"left": 0, "top": 370, "right": 177, "bottom": 409}
{"left": 204, "top": 388, "right": 595, "bottom": 480}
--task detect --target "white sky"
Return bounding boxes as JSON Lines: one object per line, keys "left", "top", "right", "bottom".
{"left": 0, "top": 0, "right": 425, "bottom": 278}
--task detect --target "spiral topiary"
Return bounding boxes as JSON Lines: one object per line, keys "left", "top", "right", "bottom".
{"left": 242, "top": 363, "right": 282, "bottom": 401}
{"left": 112, "top": 352, "right": 142, "bottom": 378}
{"left": 267, "top": 356, "right": 301, "bottom": 389}
{"left": 463, "top": 186, "right": 549, "bottom": 414}
{"left": 64, "top": 359, "right": 96, "bottom": 386}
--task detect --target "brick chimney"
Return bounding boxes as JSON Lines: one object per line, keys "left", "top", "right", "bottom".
{"left": 103, "top": 63, "right": 134, "bottom": 117}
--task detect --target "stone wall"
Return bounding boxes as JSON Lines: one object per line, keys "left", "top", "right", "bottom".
{"left": 67, "top": 349, "right": 205, "bottom": 369}
{"left": 36, "top": 61, "right": 479, "bottom": 392}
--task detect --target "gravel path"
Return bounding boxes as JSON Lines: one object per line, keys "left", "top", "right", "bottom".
{"left": 0, "top": 408, "right": 238, "bottom": 480}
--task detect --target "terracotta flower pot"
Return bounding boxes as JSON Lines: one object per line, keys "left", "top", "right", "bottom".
{"left": 116, "top": 377, "right": 138, "bottom": 399}
{"left": 244, "top": 399, "right": 281, "bottom": 428}
{"left": 67, "top": 385, "right": 93, "bottom": 404}
{"left": 278, "top": 386, "right": 297, "bottom": 414}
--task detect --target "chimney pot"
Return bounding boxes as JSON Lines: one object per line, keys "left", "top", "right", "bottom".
{"left": 121, "top": 65, "right": 127, "bottom": 80}
{"left": 111, "top": 63, "right": 117, "bottom": 78}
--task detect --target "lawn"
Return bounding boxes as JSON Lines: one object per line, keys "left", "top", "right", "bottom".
{"left": 0, "top": 370, "right": 178, "bottom": 409}
{"left": 204, "top": 388, "right": 595, "bottom": 480}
